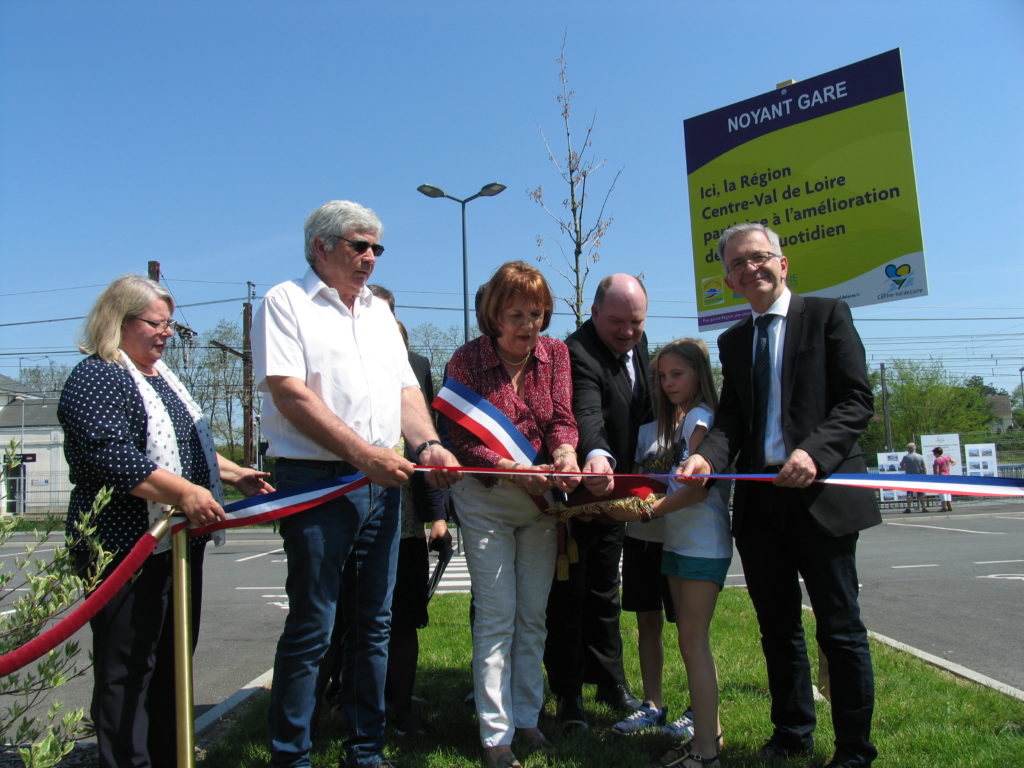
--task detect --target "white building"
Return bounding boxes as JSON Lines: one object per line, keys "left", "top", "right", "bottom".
{"left": 0, "top": 374, "right": 70, "bottom": 518}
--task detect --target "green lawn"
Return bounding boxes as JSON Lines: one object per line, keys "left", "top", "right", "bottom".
{"left": 200, "top": 589, "right": 1024, "bottom": 767}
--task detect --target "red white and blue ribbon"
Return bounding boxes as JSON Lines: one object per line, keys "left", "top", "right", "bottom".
{"left": 414, "top": 466, "right": 1024, "bottom": 498}
{"left": 184, "top": 473, "right": 370, "bottom": 538}
{"left": 433, "top": 379, "right": 539, "bottom": 465}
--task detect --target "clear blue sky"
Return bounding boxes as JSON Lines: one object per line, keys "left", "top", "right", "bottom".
{"left": 2, "top": 1, "right": 1022, "bottom": 393}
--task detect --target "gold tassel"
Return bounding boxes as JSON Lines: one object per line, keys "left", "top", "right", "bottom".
{"left": 556, "top": 553, "right": 569, "bottom": 581}
{"left": 555, "top": 522, "right": 570, "bottom": 581}
{"left": 567, "top": 534, "right": 579, "bottom": 564}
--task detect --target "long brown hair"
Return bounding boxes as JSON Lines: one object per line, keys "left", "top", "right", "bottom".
{"left": 653, "top": 338, "right": 718, "bottom": 449}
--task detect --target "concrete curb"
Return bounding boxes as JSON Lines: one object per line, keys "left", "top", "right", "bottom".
{"left": 867, "top": 630, "right": 1024, "bottom": 703}
{"left": 195, "top": 668, "right": 273, "bottom": 736}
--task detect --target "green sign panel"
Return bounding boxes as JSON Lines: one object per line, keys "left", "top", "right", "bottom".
{"left": 685, "top": 49, "right": 925, "bottom": 330}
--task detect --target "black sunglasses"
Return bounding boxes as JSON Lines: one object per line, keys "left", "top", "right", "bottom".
{"left": 338, "top": 235, "right": 384, "bottom": 258}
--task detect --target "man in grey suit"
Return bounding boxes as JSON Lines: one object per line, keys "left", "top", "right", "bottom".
{"left": 679, "top": 223, "right": 878, "bottom": 768}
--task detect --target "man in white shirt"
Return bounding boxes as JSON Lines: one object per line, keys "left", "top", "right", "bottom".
{"left": 253, "top": 200, "right": 459, "bottom": 768}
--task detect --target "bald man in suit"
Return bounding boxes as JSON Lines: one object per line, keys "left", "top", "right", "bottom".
{"left": 545, "top": 274, "right": 653, "bottom": 730}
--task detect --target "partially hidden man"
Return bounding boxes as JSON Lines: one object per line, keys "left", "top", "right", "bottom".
{"left": 545, "top": 273, "right": 653, "bottom": 730}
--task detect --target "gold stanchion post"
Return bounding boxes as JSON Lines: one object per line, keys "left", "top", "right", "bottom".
{"left": 171, "top": 524, "right": 196, "bottom": 768}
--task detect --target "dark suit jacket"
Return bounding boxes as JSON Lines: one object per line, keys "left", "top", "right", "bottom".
{"left": 698, "top": 294, "right": 880, "bottom": 538}
{"left": 566, "top": 319, "right": 655, "bottom": 472}
{"left": 407, "top": 350, "right": 445, "bottom": 523}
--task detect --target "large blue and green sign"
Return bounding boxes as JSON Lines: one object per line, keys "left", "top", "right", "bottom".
{"left": 685, "top": 49, "right": 925, "bottom": 330}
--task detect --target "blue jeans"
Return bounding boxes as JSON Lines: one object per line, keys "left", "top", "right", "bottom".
{"left": 268, "top": 459, "right": 400, "bottom": 768}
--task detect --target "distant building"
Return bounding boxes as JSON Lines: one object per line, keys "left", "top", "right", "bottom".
{"left": 986, "top": 394, "right": 1014, "bottom": 433}
{"left": 1, "top": 376, "right": 69, "bottom": 517}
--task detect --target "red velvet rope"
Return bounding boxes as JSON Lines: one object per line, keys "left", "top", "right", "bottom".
{"left": 0, "top": 532, "right": 158, "bottom": 677}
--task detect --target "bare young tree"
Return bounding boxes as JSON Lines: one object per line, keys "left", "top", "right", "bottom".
{"left": 530, "top": 35, "right": 622, "bottom": 328}
{"left": 407, "top": 322, "right": 464, "bottom": 392}
{"left": 15, "top": 364, "right": 72, "bottom": 399}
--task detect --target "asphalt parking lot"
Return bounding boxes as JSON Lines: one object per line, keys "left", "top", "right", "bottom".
{"left": 2, "top": 497, "right": 1021, "bottom": 750}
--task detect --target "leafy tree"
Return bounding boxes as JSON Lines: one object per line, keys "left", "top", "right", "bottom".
{"left": 0, "top": 440, "right": 113, "bottom": 768}
{"left": 963, "top": 376, "right": 1007, "bottom": 398}
{"left": 530, "top": 35, "right": 622, "bottom": 329}
{"left": 861, "top": 360, "right": 994, "bottom": 455}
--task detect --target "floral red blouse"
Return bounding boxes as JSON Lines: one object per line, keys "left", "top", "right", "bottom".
{"left": 443, "top": 335, "right": 578, "bottom": 476}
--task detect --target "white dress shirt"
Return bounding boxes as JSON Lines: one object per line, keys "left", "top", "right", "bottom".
{"left": 751, "top": 288, "right": 792, "bottom": 467}
{"left": 252, "top": 267, "right": 417, "bottom": 460}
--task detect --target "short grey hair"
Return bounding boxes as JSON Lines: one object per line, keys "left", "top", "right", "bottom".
{"left": 716, "top": 222, "right": 783, "bottom": 273}
{"left": 304, "top": 200, "right": 383, "bottom": 266}
{"left": 906, "top": 442, "right": 916, "bottom": 452}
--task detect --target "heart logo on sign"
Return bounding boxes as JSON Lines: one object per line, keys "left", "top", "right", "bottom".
{"left": 884, "top": 263, "right": 912, "bottom": 289}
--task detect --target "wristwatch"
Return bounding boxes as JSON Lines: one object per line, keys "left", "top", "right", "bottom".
{"left": 414, "top": 440, "right": 443, "bottom": 459}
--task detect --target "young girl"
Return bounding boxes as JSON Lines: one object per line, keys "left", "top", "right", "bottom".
{"left": 644, "top": 339, "right": 732, "bottom": 768}
{"left": 610, "top": 412, "right": 677, "bottom": 736}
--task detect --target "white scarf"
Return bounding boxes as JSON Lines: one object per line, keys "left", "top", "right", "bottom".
{"left": 120, "top": 352, "right": 225, "bottom": 553}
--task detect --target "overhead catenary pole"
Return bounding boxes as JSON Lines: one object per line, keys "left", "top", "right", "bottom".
{"left": 880, "top": 362, "right": 893, "bottom": 452}
{"left": 243, "top": 282, "right": 255, "bottom": 466}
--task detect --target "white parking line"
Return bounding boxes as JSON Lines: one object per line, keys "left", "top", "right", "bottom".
{"left": 975, "top": 559, "right": 1024, "bottom": 565}
{"left": 0, "top": 548, "right": 56, "bottom": 559}
{"left": 892, "top": 564, "right": 939, "bottom": 569}
{"left": 886, "top": 523, "right": 1003, "bottom": 535}
{"left": 235, "top": 548, "right": 284, "bottom": 562}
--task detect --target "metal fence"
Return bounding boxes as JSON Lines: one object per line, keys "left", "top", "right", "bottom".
{"left": 3, "top": 470, "right": 72, "bottom": 519}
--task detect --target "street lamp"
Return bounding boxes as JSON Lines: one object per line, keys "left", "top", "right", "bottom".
{"left": 417, "top": 182, "right": 506, "bottom": 343}
{"left": 11, "top": 394, "right": 26, "bottom": 516}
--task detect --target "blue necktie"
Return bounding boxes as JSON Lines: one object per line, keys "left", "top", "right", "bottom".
{"left": 752, "top": 314, "right": 773, "bottom": 471}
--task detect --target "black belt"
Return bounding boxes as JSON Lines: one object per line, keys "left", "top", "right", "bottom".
{"left": 275, "top": 457, "right": 358, "bottom": 474}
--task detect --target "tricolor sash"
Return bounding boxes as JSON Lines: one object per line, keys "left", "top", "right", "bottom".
{"left": 433, "top": 378, "right": 539, "bottom": 465}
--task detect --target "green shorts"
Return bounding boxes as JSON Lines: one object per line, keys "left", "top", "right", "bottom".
{"left": 660, "top": 550, "right": 731, "bottom": 588}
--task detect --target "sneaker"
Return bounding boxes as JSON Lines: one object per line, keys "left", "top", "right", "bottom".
{"left": 660, "top": 708, "right": 694, "bottom": 740}
{"left": 612, "top": 702, "right": 668, "bottom": 735}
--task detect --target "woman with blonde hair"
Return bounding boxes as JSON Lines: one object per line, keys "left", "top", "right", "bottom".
{"left": 58, "top": 274, "right": 272, "bottom": 768}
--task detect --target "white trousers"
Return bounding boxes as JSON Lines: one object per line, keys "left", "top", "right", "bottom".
{"left": 452, "top": 476, "right": 557, "bottom": 747}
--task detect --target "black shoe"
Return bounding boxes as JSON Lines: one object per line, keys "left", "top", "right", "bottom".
{"left": 755, "top": 738, "right": 814, "bottom": 760}
{"left": 392, "top": 709, "right": 427, "bottom": 737}
{"left": 556, "top": 694, "right": 589, "bottom": 733}
{"left": 595, "top": 683, "right": 642, "bottom": 713}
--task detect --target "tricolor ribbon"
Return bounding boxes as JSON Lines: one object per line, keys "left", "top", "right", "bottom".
{"left": 413, "top": 466, "right": 1024, "bottom": 498}
{"left": 184, "top": 473, "right": 370, "bottom": 538}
